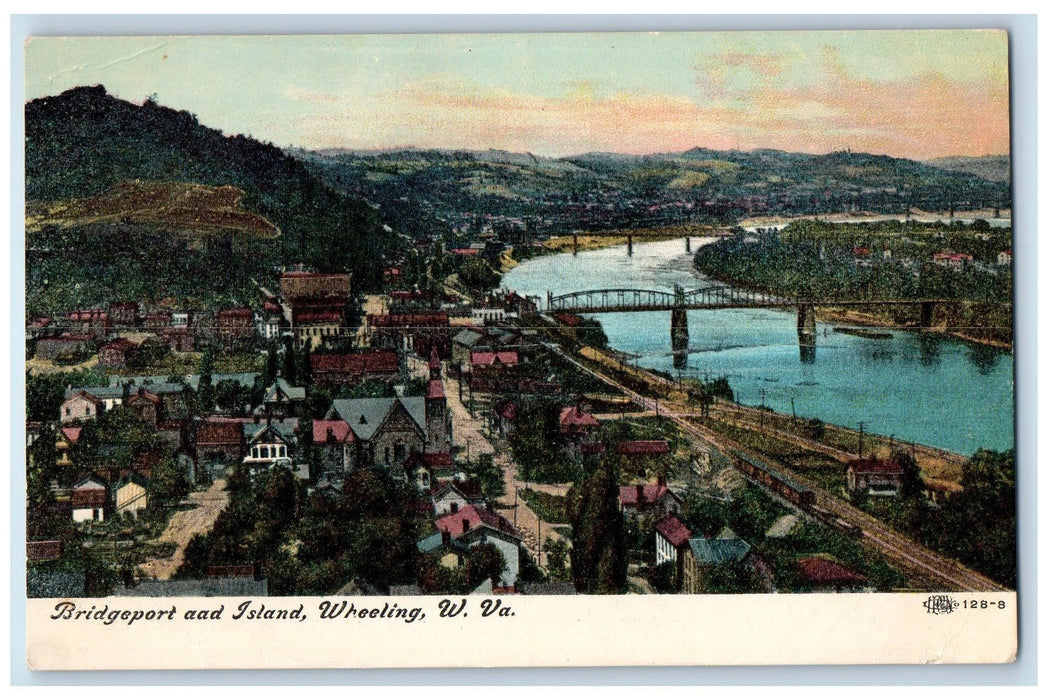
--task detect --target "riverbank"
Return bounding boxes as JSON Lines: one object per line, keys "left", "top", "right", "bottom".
{"left": 739, "top": 208, "right": 1011, "bottom": 228}
{"left": 694, "top": 267, "right": 1013, "bottom": 351}
{"left": 500, "top": 224, "right": 729, "bottom": 273}
{"left": 815, "top": 306, "right": 1013, "bottom": 351}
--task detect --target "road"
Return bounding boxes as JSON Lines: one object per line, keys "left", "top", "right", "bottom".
{"left": 137, "top": 479, "right": 229, "bottom": 580}
{"left": 541, "top": 339, "right": 1005, "bottom": 592}
{"left": 443, "top": 373, "right": 569, "bottom": 568}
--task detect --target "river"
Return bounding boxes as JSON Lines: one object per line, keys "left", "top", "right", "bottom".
{"left": 502, "top": 237, "right": 1014, "bottom": 456}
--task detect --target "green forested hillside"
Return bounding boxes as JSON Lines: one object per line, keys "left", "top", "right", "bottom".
{"left": 25, "top": 86, "right": 397, "bottom": 313}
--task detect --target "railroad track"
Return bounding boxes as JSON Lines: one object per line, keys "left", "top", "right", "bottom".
{"left": 541, "top": 339, "right": 1005, "bottom": 592}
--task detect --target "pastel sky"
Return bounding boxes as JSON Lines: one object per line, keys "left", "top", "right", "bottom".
{"left": 24, "top": 31, "right": 1010, "bottom": 160}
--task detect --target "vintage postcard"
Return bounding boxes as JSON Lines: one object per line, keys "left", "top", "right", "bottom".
{"left": 22, "top": 30, "right": 1018, "bottom": 670}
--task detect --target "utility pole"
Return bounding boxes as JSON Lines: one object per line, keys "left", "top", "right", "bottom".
{"left": 537, "top": 517, "right": 543, "bottom": 570}
{"left": 791, "top": 397, "right": 797, "bottom": 424}
{"left": 858, "top": 421, "right": 866, "bottom": 459}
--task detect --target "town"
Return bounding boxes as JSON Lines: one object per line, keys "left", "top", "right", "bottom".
{"left": 26, "top": 245, "right": 1012, "bottom": 597}
{"left": 24, "top": 85, "right": 1014, "bottom": 600}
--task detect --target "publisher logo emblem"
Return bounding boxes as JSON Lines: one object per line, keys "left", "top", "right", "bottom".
{"left": 923, "top": 595, "right": 960, "bottom": 615}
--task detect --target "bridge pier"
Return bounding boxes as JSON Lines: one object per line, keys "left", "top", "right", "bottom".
{"left": 920, "top": 301, "right": 935, "bottom": 329}
{"left": 671, "top": 308, "right": 689, "bottom": 369}
{"left": 797, "top": 304, "right": 817, "bottom": 363}
{"left": 685, "top": 236, "right": 691, "bottom": 253}
{"left": 671, "top": 284, "right": 689, "bottom": 369}
{"left": 627, "top": 233, "right": 633, "bottom": 256}
{"left": 572, "top": 232, "right": 578, "bottom": 255}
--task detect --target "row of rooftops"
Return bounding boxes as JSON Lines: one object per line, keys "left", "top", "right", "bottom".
{"left": 654, "top": 513, "right": 867, "bottom": 587}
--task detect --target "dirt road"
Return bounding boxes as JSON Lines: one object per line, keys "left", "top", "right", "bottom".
{"left": 138, "top": 479, "right": 229, "bottom": 580}
{"left": 443, "top": 374, "right": 569, "bottom": 565}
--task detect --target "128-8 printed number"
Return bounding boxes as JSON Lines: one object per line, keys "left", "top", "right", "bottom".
{"left": 965, "top": 599, "right": 1007, "bottom": 610}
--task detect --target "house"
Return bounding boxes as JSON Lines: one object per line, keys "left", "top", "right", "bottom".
{"left": 98, "top": 337, "right": 140, "bottom": 369}
{"left": 242, "top": 419, "right": 299, "bottom": 474}
{"left": 430, "top": 481, "right": 485, "bottom": 516}
{"left": 416, "top": 530, "right": 471, "bottom": 570}
{"left": 257, "top": 299, "right": 285, "bottom": 341}
{"left": 312, "top": 418, "right": 356, "bottom": 480}
{"left": 469, "top": 350, "right": 519, "bottom": 372}
{"left": 71, "top": 474, "right": 109, "bottom": 523}
{"left": 998, "top": 249, "right": 1012, "bottom": 266}
{"left": 66, "top": 309, "right": 111, "bottom": 336}
{"left": 195, "top": 418, "right": 247, "bottom": 468}
{"left": 27, "top": 316, "right": 53, "bottom": 339}
{"left": 559, "top": 404, "right": 600, "bottom": 460}
{"left": 142, "top": 310, "right": 172, "bottom": 329}
{"left": 434, "top": 504, "right": 524, "bottom": 588}
{"left": 654, "top": 514, "right": 693, "bottom": 568}
{"left": 60, "top": 390, "right": 103, "bottom": 424}
{"left": 159, "top": 326, "right": 195, "bottom": 352}
{"left": 407, "top": 451, "right": 462, "bottom": 491}
{"left": 846, "top": 457, "right": 904, "bottom": 497}
{"left": 793, "top": 556, "right": 869, "bottom": 592}
{"left": 124, "top": 381, "right": 192, "bottom": 421}
{"left": 259, "top": 377, "right": 306, "bottom": 419}
{"left": 35, "top": 333, "right": 93, "bottom": 361}
{"left": 310, "top": 350, "right": 400, "bottom": 389}
{"left": 126, "top": 387, "right": 162, "bottom": 427}
{"left": 579, "top": 441, "right": 607, "bottom": 466}
{"left": 680, "top": 535, "right": 753, "bottom": 594}
{"left": 113, "top": 472, "right": 149, "bottom": 517}
{"left": 281, "top": 270, "right": 352, "bottom": 303}
{"left": 64, "top": 385, "right": 125, "bottom": 412}
{"left": 215, "top": 308, "right": 255, "bottom": 346}
{"left": 368, "top": 311, "right": 451, "bottom": 358}
{"left": 932, "top": 250, "right": 974, "bottom": 270}
{"left": 281, "top": 271, "right": 352, "bottom": 347}
{"left": 618, "top": 475, "right": 684, "bottom": 521}
{"left": 326, "top": 396, "right": 429, "bottom": 478}
{"left": 108, "top": 302, "right": 139, "bottom": 328}
{"left": 494, "top": 401, "right": 517, "bottom": 438}
{"left": 293, "top": 310, "right": 342, "bottom": 349}
{"left": 451, "top": 328, "right": 486, "bottom": 365}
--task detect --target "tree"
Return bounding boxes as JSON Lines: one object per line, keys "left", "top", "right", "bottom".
{"left": 148, "top": 458, "right": 191, "bottom": 513}
{"left": 649, "top": 561, "right": 678, "bottom": 593}
{"left": 197, "top": 349, "right": 215, "bottom": 414}
{"left": 892, "top": 450, "right": 924, "bottom": 502}
{"left": 543, "top": 538, "right": 570, "bottom": 581}
{"left": 464, "top": 542, "right": 507, "bottom": 589}
{"left": 567, "top": 460, "right": 628, "bottom": 594}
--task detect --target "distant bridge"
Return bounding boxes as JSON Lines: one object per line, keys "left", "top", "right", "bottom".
{"left": 546, "top": 285, "right": 972, "bottom": 365}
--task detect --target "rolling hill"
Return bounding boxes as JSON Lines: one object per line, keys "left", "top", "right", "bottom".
{"left": 25, "top": 86, "right": 396, "bottom": 314}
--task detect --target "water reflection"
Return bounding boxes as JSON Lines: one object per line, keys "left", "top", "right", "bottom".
{"left": 968, "top": 344, "right": 1004, "bottom": 375}
{"left": 918, "top": 334, "right": 943, "bottom": 366}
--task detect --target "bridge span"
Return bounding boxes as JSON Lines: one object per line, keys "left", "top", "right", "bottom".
{"left": 546, "top": 285, "right": 955, "bottom": 365}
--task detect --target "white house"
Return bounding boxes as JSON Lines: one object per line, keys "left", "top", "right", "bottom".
{"left": 434, "top": 505, "right": 524, "bottom": 589}
{"left": 71, "top": 474, "right": 108, "bottom": 523}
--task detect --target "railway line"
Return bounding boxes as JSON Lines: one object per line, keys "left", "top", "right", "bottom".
{"left": 540, "top": 338, "right": 1006, "bottom": 592}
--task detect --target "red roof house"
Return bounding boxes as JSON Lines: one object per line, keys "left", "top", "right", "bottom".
{"left": 559, "top": 405, "right": 600, "bottom": 436}
{"left": 618, "top": 476, "right": 683, "bottom": 520}
{"left": 846, "top": 457, "right": 904, "bottom": 496}
{"left": 434, "top": 504, "right": 523, "bottom": 542}
{"left": 794, "top": 556, "right": 868, "bottom": 590}
{"left": 311, "top": 350, "right": 400, "bottom": 388}
{"left": 312, "top": 419, "right": 355, "bottom": 445}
